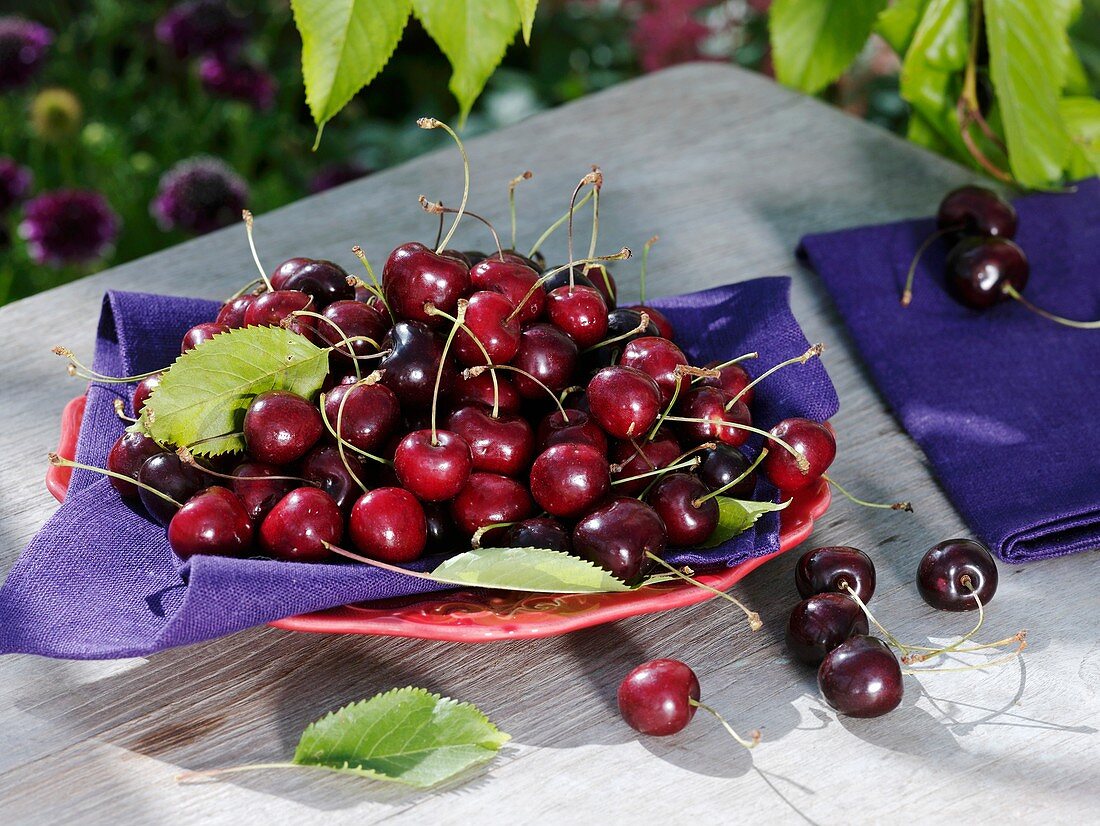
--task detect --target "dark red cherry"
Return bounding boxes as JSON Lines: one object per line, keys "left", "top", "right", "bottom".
{"left": 610, "top": 431, "right": 681, "bottom": 495}
{"left": 323, "top": 381, "right": 400, "bottom": 452}
{"left": 271, "top": 256, "right": 313, "bottom": 289}
{"left": 701, "top": 360, "right": 754, "bottom": 406}
{"left": 455, "top": 290, "right": 520, "bottom": 366}
{"left": 243, "top": 390, "right": 324, "bottom": 465}
{"left": 786, "top": 593, "right": 869, "bottom": 665}
{"left": 470, "top": 257, "right": 544, "bottom": 323}
{"left": 618, "top": 659, "right": 699, "bottom": 736}
{"left": 276, "top": 259, "right": 354, "bottom": 309}
{"left": 818, "top": 636, "right": 903, "bottom": 718}
{"left": 500, "top": 517, "right": 571, "bottom": 554}
{"left": 298, "top": 444, "right": 365, "bottom": 511}
{"left": 216, "top": 294, "right": 256, "bottom": 328}
{"left": 537, "top": 408, "right": 608, "bottom": 454}
{"left": 572, "top": 497, "right": 666, "bottom": 583}
{"left": 393, "top": 429, "right": 472, "bottom": 501}
{"left": 917, "top": 539, "right": 998, "bottom": 611}
{"left": 546, "top": 284, "right": 609, "bottom": 348}
{"left": 945, "top": 237, "right": 1029, "bottom": 310}
{"left": 582, "top": 308, "right": 660, "bottom": 374}
{"left": 137, "top": 452, "right": 207, "bottom": 526}
{"left": 382, "top": 241, "right": 470, "bottom": 325}
{"left": 937, "top": 185, "right": 1017, "bottom": 238}
{"left": 243, "top": 289, "right": 312, "bottom": 327}
{"left": 451, "top": 370, "right": 522, "bottom": 416}
{"left": 619, "top": 336, "right": 688, "bottom": 405}
{"left": 762, "top": 417, "right": 834, "bottom": 492}
{"left": 511, "top": 324, "right": 578, "bottom": 399}
{"left": 447, "top": 405, "right": 534, "bottom": 476}
{"left": 423, "top": 502, "right": 462, "bottom": 553}
{"left": 181, "top": 322, "right": 229, "bottom": 353}
{"left": 317, "top": 299, "right": 389, "bottom": 368}
{"left": 349, "top": 487, "right": 427, "bottom": 562}
{"left": 627, "top": 305, "right": 674, "bottom": 339}
{"left": 676, "top": 386, "right": 751, "bottom": 448}
{"left": 541, "top": 268, "right": 597, "bottom": 295}
{"left": 380, "top": 321, "right": 455, "bottom": 408}
{"left": 259, "top": 487, "right": 342, "bottom": 562}
{"left": 167, "top": 486, "right": 253, "bottom": 560}
{"left": 583, "top": 263, "right": 617, "bottom": 309}
{"left": 646, "top": 473, "right": 717, "bottom": 547}
{"left": 450, "top": 472, "right": 534, "bottom": 536}
{"left": 500, "top": 249, "right": 544, "bottom": 271}
{"left": 132, "top": 373, "right": 162, "bottom": 415}
{"left": 106, "top": 431, "right": 164, "bottom": 498}
{"left": 796, "top": 546, "right": 876, "bottom": 603}
{"left": 529, "top": 443, "right": 610, "bottom": 518}
{"left": 440, "top": 249, "right": 472, "bottom": 266}
{"left": 587, "top": 366, "right": 662, "bottom": 440}
{"left": 231, "top": 460, "right": 295, "bottom": 522}
{"left": 698, "top": 444, "right": 756, "bottom": 499}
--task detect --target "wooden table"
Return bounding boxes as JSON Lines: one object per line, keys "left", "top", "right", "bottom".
{"left": 1, "top": 65, "right": 1097, "bottom": 824}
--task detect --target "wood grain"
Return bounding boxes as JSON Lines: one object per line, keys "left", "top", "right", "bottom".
{"left": 0, "top": 64, "right": 1096, "bottom": 824}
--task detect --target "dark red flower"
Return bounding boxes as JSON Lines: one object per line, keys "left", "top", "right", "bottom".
{"left": 199, "top": 55, "right": 277, "bottom": 111}
{"left": 0, "top": 16, "right": 53, "bottom": 91}
{"left": 20, "top": 189, "right": 119, "bottom": 266}
{"left": 151, "top": 156, "right": 249, "bottom": 235}
{"left": 155, "top": 0, "right": 248, "bottom": 59}
{"left": 0, "top": 157, "right": 33, "bottom": 214}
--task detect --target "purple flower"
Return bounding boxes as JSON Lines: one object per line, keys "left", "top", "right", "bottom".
{"left": 0, "top": 157, "right": 33, "bottom": 215}
{"left": 0, "top": 16, "right": 54, "bottom": 91}
{"left": 155, "top": 0, "right": 248, "bottom": 59}
{"left": 308, "top": 162, "right": 372, "bottom": 195}
{"left": 151, "top": 156, "right": 249, "bottom": 235}
{"left": 19, "top": 189, "right": 120, "bottom": 266}
{"left": 198, "top": 55, "right": 277, "bottom": 110}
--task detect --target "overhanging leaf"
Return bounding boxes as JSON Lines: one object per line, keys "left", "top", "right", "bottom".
{"left": 1060, "top": 96, "right": 1100, "bottom": 177}
{"left": 140, "top": 325, "right": 329, "bottom": 456}
{"left": 876, "top": 0, "right": 930, "bottom": 56}
{"left": 700, "top": 497, "right": 789, "bottom": 550}
{"left": 292, "top": 688, "right": 509, "bottom": 788}
{"left": 770, "top": 0, "right": 889, "bottom": 94}
{"left": 431, "top": 546, "right": 634, "bottom": 593}
{"left": 514, "top": 0, "right": 538, "bottom": 44}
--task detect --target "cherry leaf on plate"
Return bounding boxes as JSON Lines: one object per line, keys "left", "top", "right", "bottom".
{"left": 139, "top": 326, "right": 329, "bottom": 456}
{"left": 700, "top": 497, "right": 790, "bottom": 549}
{"left": 431, "top": 546, "right": 634, "bottom": 593}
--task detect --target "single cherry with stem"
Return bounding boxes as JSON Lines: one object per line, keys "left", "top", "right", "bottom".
{"left": 817, "top": 635, "right": 903, "bottom": 718}
{"left": 795, "top": 545, "right": 876, "bottom": 603}
{"left": 106, "top": 431, "right": 164, "bottom": 497}
{"left": 916, "top": 538, "right": 998, "bottom": 611}
{"left": 572, "top": 496, "right": 666, "bottom": 583}
{"left": 786, "top": 593, "right": 869, "bottom": 665}
{"left": 587, "top": 365, "right": 662, "bottom": 439}
{"left": 646, "top": 472, "right": 717, "bottom": 547}
{"left": 137, "top": 452, "right": 207, "bottom": 526}
{"left": 450, "top": 472, "right": 534, "bottom": 537}
{"left": 698, "top": 444, "right": 756, "bottom": 499}
{"left": 609, "top": 431, "right": 681, "bottom": 494}
{"left": 298, "top": 444, "right": 366, "bottom": 512}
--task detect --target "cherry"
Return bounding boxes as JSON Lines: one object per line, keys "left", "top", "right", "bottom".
{"left": 216, "top": 294, "right": 256, "bottom": 328}
{"left": 945, "top": 236, "right": 1028, "bottom": 310}
{"left": 762, "top": 417, "right": 834, "bottom": 491}
{"left": 698, "top": 444, "right": 756, "bottom": 499}
{"left": 541, "top": 268, "right": 597, "bottom": 294}
{"left": 106, "top": 431, "right": 163, "bottom": 498}
{"left": 298, "top": 444, "right": 365, "bottom": 511}
{"left": 610, "top": 431, "right": 681, "bottom": 495}
{"left": 244, "top": 289, "right": 312, "bottom": 327}
{"left": 676, "top": 386, "right": 751, "bottom": 448}
{"left": 937, "top": 185, "right": 1017, "bottom": 238}
{"left": 323, "top": 381, "right": 400, "bottom": 453}
{"left": 796, "top": 546, "right": 876, "bottom": 603}
{"left": 450, "top": 472, "right": 534, "bottom": 536}
{"left": 500, "top": 517, "right": 571, "bottom": 554}
{"left": 451, "top": 370, "right": 522, "bottom": 415}
{"left": 537, "top": 408, "right": 608, "bottom": 454}
{"left": 132, "top": 373, "right": 162, "bottom": 415}
{"left": 786, "top": 593, "right": 869, "bottom": 665}
{"left": 423, "top": 502, "right": 462, "bottom": 553}
{"left": 271, "top": 256, "right": 313, "bottom": 289}
{"left": 231, "top": 460, "right": 295, "bottom": 521}
{"left": 583, "top": 263, "right": 617, "bottom": 309}
{"left": 469, "top": 257, "right": 544, "bottom": 323}
{"left": 137, "top": 452, "right": 206, "bottom": 526}
{"left": 349, "top": 487, "right": 427, "bottom": 562}
{"left": 440, "top": 249, "right": 472, "bottom": 266}
{"left": 917, "top": 539, "right": 998, "bottom": 611}
{"left": 447, "top": 405, "right": 534, "bottom": 476}
{"left": 618, "top": 659, "right": 699, "bottom": 736}
{"left": 619, "top": 336, "right": 688, "bottom": 405}
{"left": 259, "top": 487, "right": 343, "bottom": 562}
{"left": 455, "top": 290, "right": 520, "bottom": 366}
{"left": 572, "top": 496, "right": 666, "bottom": 583}
{"left": 383, "top": 241, "right": 470, "bottom": 325}
{"left": 701, "top": 360, "right": 754, "bottom": 406}
{"left": 587, "top": 366, "right": 662, "bottom": 439}
{"left": 818, "top": 636, "right": 903, "bottom": 718}
{"left": 511, "top": 324, "right": 578, "bottom": 399}
{"left": 243, "top": 390, "right": 323, "bottom": 465}
{"left": 529, "top": 442, "right": 610, "bottom": 518}
{"left": 181, "top": 322, "right": 229, "bottom": 353}
{"left": 646, "top": 472, "right": 717, "bottom": 547}
{"left": 167, "top": 486, "right": 253, "bottom": 560}
{"left": 380, "top": 321, "right": 454, "bottom": 408}
{"left": 316, "top": 299, "right": 388, "bottom": 367}
{"left": 500, "top": 249, "right": 544, "bottom": 271}
{"left": 393, "top": 429, "right": 472, "bottom": 501}
{"left": 628, "top": 305, "right": 674, "bottom": 339}
{"left": 274, "top": 259, "right": 353, "bottom": 309}
{"left": 581, "top": 308, "right": 659, "bottom": 373}
{"left": 546, "top": 284, "right": 609, "bottom": 348}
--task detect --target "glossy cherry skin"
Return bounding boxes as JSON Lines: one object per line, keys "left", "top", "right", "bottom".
{"left": 620, "top": 336, "right": 688, "bottom": 405}
{"left": 762, "top": 417, "right": 835, "bottom": 492}
{"left": 107, "top": 431, "right": 164, "bottom": 498}
{"left": 582, "top": 308, "right": 660, "bottom": 374}
{"left": 546, "top": 284, "right": 609, "bottom": 348}
{"left": 231, "top": 460, "right": 295, "bottom": 522}
{"left": 676, "top": 386, "right": 751, "bottom": 448}
{"left": 271, "top": 256, "right": 313, "bottom": 289}
{"left": 451, "top": 370, "right": 522, "bottom": 416}
{"left": 450, "top": 472, "right": 534, "bottom": 536}
{"left": 796, "top": 546, "right": 876, "bottom": 603}
{"left": 500, "top": 517, "right": 572, "bottom": 554}
{"left": 587, "top": 366, "right": 662, "bottom": 440}
{"left": 937, "top": 185, "right": 1017, "bottom": 238}
{"left": 818, "top": 636, "right": 903, "bottom": 718}
{"left": 455, "top": 290, "right": 520, "bottom": 366}
{"left": 349, "top": 487, "right": 427, "bottom": 562}
{"left": 243, "top": 390, "right": 324, "bottom": 465}
{"left": 383, "top": 241, "right": 470, "bottom": 324}
{"left": 618, "top": 659, "right": 699, "bottom": 736}
{"left": 786, "top": 593, "right": 869, "bottom": 665}
{"left": 276, "top": 259, "right": 353, "bottom": 309}
{"left": 132, "top": 373, "right": 162, "bottom": 415}
{"left": 529, "top": 443, "right": 611, "bottom": 518}
{"left": 393, "top": 429, "right": 473, "bottom": 501}
{"left": 317, "top": 299, "right": 389, "bottom": 369}
{"left": 216, "top": 294, "right": 256, "bottom": 328}
{"left": 917, "top": 539, "right": 998, "bottom": 611}
{"left": 511, "top": 324, "right": 578, "bottom": 399}
{"left": 380, "top": 321, "right": 454, "bottom": 408}
{"left": 447, "top": 405, "right": 534, "bottom": 476}
{"left": 298, "top": 444, "right": 365, "bottom": 512}
{"left": 323, "top": 381, "right": 400, "bottom": 453}
{"left": 701, "top": 360, "right": 754, "bottom": 406}
{"left": 610, "top": 430, "right": 681, "bottom": 495}
{"left": 583, "top": 263, "right": 617, "bottom": 309}
{"left": 572, "top": 497, "right": 667, "bottom": 583}
{"left": 541, "top": 268, "right": 597, "bottom": 294}
{"left": 243, "top": 289, "right": 312, "bottom": 327}
{"left": 646, "top": 473, "right": 717, "bottom": 547}
{"left": 137, "top": 452, "right": 207, "bottom": 526}
{"left": 168, "top": 487, "right": 253, "bottom": 560}
{"left": 181, "top": 322, "right": 229, "bottom": 353}
{"left": 423, "top": 502, "right": 462, "bottom": 554}
{"left": 470, "top": 257, "right": 544, "bottom": 323}
{"left": 945, "top": 237, "right": 1029, "bottom": 310}
{"left": 258, "top": 487, "right": 342, "bottom": 562}
{"left": 537, "top": 408, "right": 608, "bottom": 454}
{"left": 627, "top": 305, "right": 674, "bottom": 339}
{"left": 698, "top": 444, "right": 756, "bottom": 499}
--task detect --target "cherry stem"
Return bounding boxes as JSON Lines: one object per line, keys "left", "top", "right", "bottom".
{"left": 692, "top": 448, "right": 768, "bottom": 507}
{"left": 567, "top": 170, "right": 601, "bottom": 288}
{"left": 176, "top": 763, "right": 300, "bottom": 784}
{"left": 418, "top": 118, "right": 469, "bottom": 254}
{"left": 430, "top": 299, "right": 467, "bottom": 444}
{"left": 350, "top": 246, "right": 386, "bottom": 300}
{"left": 688, "top": 699, "right": 762, "bottom": 750}
{"left": 508, "top": 170, "right": 532, "bottom": 252}
{"left": 639, "top": 235, "right": 658, "bottom": 305}
{"left": 176, "top": 446, "right": 312, "bottom": 486}
{"left": 587, "top": 168, "right": 603, "bottom": 261}
{"left": 527, "top": 189, "right": 594, "bottom": 257}
{"left": 1002, "top": 285, "right": 1100, "bottom": 328}
{"left": 901, "top": 227, "right": 956, "bottom": 307}
{"left": 334, "top": 386, "right": 370, "bottom": 491}
{"left": 226, "top": 277, "right": 263, "bottom": 302}
{"left": 48, "top": 452, "right": 182, "bottom": 507}
{"left": 611, "top": 456, "right": 701, "bottom": 487}
{"left": 465, "top": 363, "right": 568, "bottom": 422}
{"left": 470, "top": 521, "right": 516, "bottom": 548}
{"left": 185, "top": 430, "right": 243, "bottom": 451}
{"left": 324, "top": 540, "right": 439, "bottom": 580}
{"left": 433, "top": 200, "right": 446, "bottom": 249}
{"left": 644, "top": 551, "right": 762, "bottom": 631}
{"left": 113, "top": 399, "right": 137, "bottom": 423}
{"left": 822, "top": 474, "right": 912, "bottom": 512}
{"left": 242, "top": 210, "right": 274, "bottom": 292}
{"left": 52, "top": 347, "right": 163, "bottom": 384}
{"left": 504, "top": 248, "right": 632, "bottom": 325}
{"left": 321, "top": 336, "right": 385, "bottom": 359}
{"left": 425, "top": 304, "right": 501, "bottom": 419}
{"left": 289, "top": 310, "right": 363, "bottom": 379}
{"left": 661, "top": 417, "right": 811, "bottom": 473}
{"left": 419, "top": 197, "right": 504, "bottom": 259}
{"left": 636, "top": 442, "right": 718, "bottom": 500}
{"left": 840, "top": 583, "right": 913, "bottom": 658}
{"left": 691, "top": 352, "right": 759, "bottom": 384}
{"left": 955, "top": 0, "right": 1013, "bottom": 183}
{"left": 579, "top": 311, "right": 650, "bottom": 355}
{"left": 725, "top": 344, "right": 824, "bottom": 411}
{"left": 318, "top": 386, "right": 391, "bottom": 467}
{"left": 648, "top": 365, "right": 719, "bottom": 440}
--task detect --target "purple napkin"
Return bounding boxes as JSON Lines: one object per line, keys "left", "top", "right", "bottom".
{"left": 800, "top": 178, "right": 1100, "bottom": 564}
{"left": 0, "top": 279, "right": 836, "bottom": 659}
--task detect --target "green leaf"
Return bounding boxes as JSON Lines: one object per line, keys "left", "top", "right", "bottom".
{"left": 413, "top": 0, "right": 522, "bottom": 123}
{"left": 770, "top": 0, "right": 889, "bottom": 94}
{"left": 431, "top": 547, "right": 634, "bottom": 593}
{"left": 291, "top": 0, "right": 412, "bottom": 135}
{"left": 700, "top": 497, "right": 790, "bottom": 550}
{"left": 514, "top": 0, "right": 538, "bottom": 44}
{"left": 1060, "top": 96, "right": 1100, "bottom": 177}
{"left": 876, "top": 0, "right": 930, "bottom": 55}
{"left": 985, "top": 0, "right": 1074, "bottom": 186}
{"left": 293, "top": 688, "right": 509, "bottom": 788}
{"left": 140, "top": 326, "right": 329, "bottom": 456}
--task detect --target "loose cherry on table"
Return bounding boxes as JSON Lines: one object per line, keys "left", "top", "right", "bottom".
{"left": 795, "top": 545, "right": 876, "bottom": 603}
{"left": 646, "top": 472, "right": 718, "bottom": 547}
{"left": 348, "top": 486, "right": 427, "bottom": 562}
{"left": 587, "top": 365, "right": 662, "bottom": 440}
{"left": 916, "top": 538, "right": 998, "bottom": 611}
{"left": 571, "top": 496, "right": 666, "bottom": 584}
{"left": 259, "top": 486, "right": 343, "bottom": 562}
{"left": 785, "top": 592, "right": 869, "bottom": 665}
{"left": 946, "top": 237, "right": 1029, "bottom": 310}
{"left": 167, "top": 486, "right": 253, "bottom": 560}
{"left": 936, "top": 185, "right": 1017, "bottom": 238}
{"left": 817, "top": 635, "right": 903, "bottom": 718}
{"left": 243, "top": 390, "right": 324, "bottom": 466}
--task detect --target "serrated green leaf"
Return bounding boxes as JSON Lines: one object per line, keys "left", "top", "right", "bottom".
{"left": 431, "top": 546, "right": 633, "bottom": 593}
{"left": 700, "top": 497, "right": 790, "bottom": 550}
{"left": 413, "top": 0, "right": 522, "bottom": 122}
{"left": 876, "top": 0, "right": 930, "bottom": 56}
{"left": 1060, "top": 96, "right": 1100, "bottom": 177}
{"left": 291, "top": 0, "right": 412, "bottom": 135}
{"left": 140, "top": 326, "right": 329, "bottom": 456}
{"left": 514, "top": 0, "right": 538, "bottom": 44}
{"left": 770, "top": 0, "right": 888, "bottom": 94}
{"left": 293, "top": 688, "right": 509, "bottom": 789}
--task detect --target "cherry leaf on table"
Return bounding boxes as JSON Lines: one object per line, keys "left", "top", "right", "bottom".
{"left": 139, "top": 326, "right": 329, "bottom": 456}
{"left": 431, "top": 546, "right": 634, "bottom": 593}
{"left": 699, "top": 497, "right": 790, "bottom": 550}
{"left": 291, "top": 688, "right": 509, "bottom": 788}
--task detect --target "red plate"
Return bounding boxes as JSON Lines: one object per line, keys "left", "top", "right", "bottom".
{"left": 50, "top": 395, "right": 829, "bottom": 643}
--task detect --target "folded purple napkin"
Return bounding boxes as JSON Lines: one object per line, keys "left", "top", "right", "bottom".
{"left": 800, "top": 178, "right": 1100, "bottom": 564}
{"left": 0, "top": 279, "right": 836, "bottom": 659}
